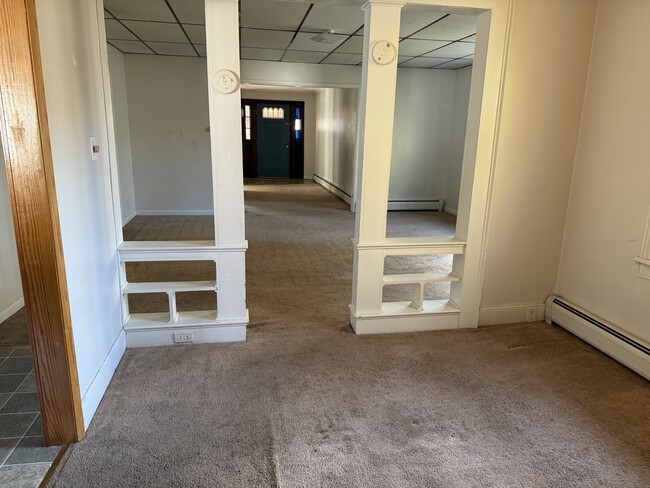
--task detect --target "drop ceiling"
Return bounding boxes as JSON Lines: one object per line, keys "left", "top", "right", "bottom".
{"left": 104, "top": 0, "right": 476, "bottom": 70}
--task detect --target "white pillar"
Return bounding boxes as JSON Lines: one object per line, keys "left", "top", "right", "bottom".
{"left": 205, "top": 0, "right": 248, "bottom": 324}
{"left": 351, "top": 0, "right": 404, "bottom": 319}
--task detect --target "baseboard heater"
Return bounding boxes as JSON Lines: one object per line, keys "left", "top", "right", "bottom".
{"left": 387, "top": 200, "right": 444, "bottom": 211}
{"left": 546, "top": 295, "right": 650, "bottom": 380}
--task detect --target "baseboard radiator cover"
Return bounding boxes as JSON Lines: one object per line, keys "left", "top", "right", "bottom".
{"left": 546, "top": 295, "right": 650, "bottom": 381}
{"left": 387, "top": 200, "right": 444, "bottom": 211}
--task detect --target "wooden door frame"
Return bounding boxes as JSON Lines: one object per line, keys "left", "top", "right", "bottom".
{"left": 241, "top": 98, "right": 305, "bottom": 179}
{"left": 0, "top": 0, "right": 84, "bottom": 445}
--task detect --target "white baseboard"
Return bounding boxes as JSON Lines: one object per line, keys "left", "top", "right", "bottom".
{"left": 312, "top": 174, "right": 352, "bottom": 205}
{"left": 122, "top": 210, "right": 137, "bottom": 226}
{"left": 0, "top": 297, "right": 25, "bottom": 324}
{"left": 546, "top": 295, "right": 650, "bottom": 381}
{"left": 126, "top": 323, "right": 247, "bottom": 348}
{"left": 81, "top": 330, "right": 126, "bottom": 430}
{"left": 479, "top": 303, "right": 546, "bottom": 326}
{"left": 387, "top": 200, "right": 444, "bottom": 211}
{"left": 136, "top": 210, "right": 214, "bottom": 216}
{"left": 443, "top": 206, "right": 457, "bottom": 216}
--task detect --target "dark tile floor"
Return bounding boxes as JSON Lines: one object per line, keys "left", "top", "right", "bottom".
{"left": 0, "top": 347, "right": 61, "bottom": 487}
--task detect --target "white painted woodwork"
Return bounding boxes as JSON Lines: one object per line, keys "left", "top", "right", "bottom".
{"left": 383, "top": 272, "right": 461, "bottom": 285}
{"left": 122, "top": 281, "right": 217, "bottom": 294}
{"left": 350, "top": 0, "right": 514, "bottom": 335}
{"left": 352, "top": 0, "right": 405, "bottom": 320}
{"left": 109, "top": 0, "right": 249, "bottom": 348}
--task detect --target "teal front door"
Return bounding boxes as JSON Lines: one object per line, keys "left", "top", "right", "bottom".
{"left": 257, "top": 104, "right": 290, "bottom": 177}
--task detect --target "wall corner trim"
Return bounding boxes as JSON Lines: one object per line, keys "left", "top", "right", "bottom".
{"left": 80, "top": 331, "right": 126, "bottom": 430}
{"left": 0, "top": 297, "right": 25, "bottom": 325}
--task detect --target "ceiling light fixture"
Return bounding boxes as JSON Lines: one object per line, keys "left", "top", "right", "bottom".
{"left": 310, "top": 30, "right": 338, "bottom": 44}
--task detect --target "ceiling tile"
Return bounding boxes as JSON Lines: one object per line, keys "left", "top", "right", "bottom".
{"left": 463, "top": 53, "right": 474, "bottom": 59}
{"left": 411, "top": 14, "right": 477, "bottom": 41}
{"left": 240, "top": 0, "right": 310, "bottom": 30}
{"left": 105, "top": 10, "right": 114, "bottom": 19}
{"left": 195, "top": 44, "right": 206, "bottom": 57}
{"left": 398, "top": 56, "right": 414, "bottom": 64}
{"left": 183, "top": 24, "right": 206, "bottom": 44}
{"left": 433, "top": 59, "right": 473, "bottom": 70}
{"left": 241, "top": 48, "right": 285, "bottom": 61}
{"left": 301, "top": 4, "right": 364, "bottom": 35}
{"left": 289, "top": 32, "right": 348, "bottom": 52}
{"left": 168, "top": 0, "right": 204, "bottom": 25}
{"left": 105, "top": 19, "right": 137, "bottom": 40}
{"left": 122, "top": 21, "right": 187, "bottom": 43}
{"left": 109, "top": 39, "right": 154, "bottom": 54}
{"left": 462, "top": 34, "right": 476, "bottom": 42}
{"left": 398, "top": 39, "right": 447, "bottom": 57}
{"left": 336, "top": 35, "right": 363, "bottom": 54}
{"left": 104, "top": 0, "right": 174, "bottom": 22}
{"left": 322, "top": 53, "right": 362, "bottom": 65}
{"left": 148, "top": 42, "right": 196, "bottom": 56}
{"left": 282, "top": 51, "right": 328, "bottom": 64}
{"left": 399, "top": 57, "right": 446, "bottom": 69}
{"left": 241, "top": 29, "right": 293, "bottom": 50}
{"left": 423, "top": 41, "right": 475, "bottom": 58}
{"left": 400, "top": 7, "right": 446, "bottom": 38}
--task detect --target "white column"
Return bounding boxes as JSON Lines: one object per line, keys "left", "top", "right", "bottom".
{"left": 351, "top": 0, "right": 404, "bottom": 319}
{"left": 205, "top": 0, "right": 248, "bottom": 324}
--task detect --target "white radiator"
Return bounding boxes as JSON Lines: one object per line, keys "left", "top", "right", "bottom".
{"left": 546, "top": 295, "right": 650, "bottom": 381}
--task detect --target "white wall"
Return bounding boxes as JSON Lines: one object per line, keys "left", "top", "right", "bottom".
{"left": 478, "top": 0, "right": 598, "bottom": 317}
{"left": 314, "top": 87, "right": 359, "bottom": 199}
{"left": 388, "top": 68, "right": 457, "bottom": 204}
{"left": 107, "top": 46, "right": 136, "bottom": 224}
{"left": 124, "top": 55, "right": 213, "bottom": 215}
{"left": 446, "top": 66, "right": 472, "bottom": 215}
{"left": 36, "top": 0, "right": 125, "bottom": 428}
{"left": 241, "top": 59, "right": 361, "bottom": 88}
{"left": 555, "top": 0, "right": 650, "bottom": 344}
{"left": 0, "top": 139, "right": 24, "bottom": 323}
{"left": 241, "top": 88, "right": 317, "bottom": 179}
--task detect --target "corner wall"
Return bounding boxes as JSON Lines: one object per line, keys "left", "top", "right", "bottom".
{"left": 0, "top": 139, "right": 23, "bottom": 323}
{"left": 36, "top": 0, "right": 125, "bottom": 428}
{"left": 478, "top": 0, "right": 598, "bottom": 323}
{"left": 314, "top": 87, "right": 359, "bottom": 201}
{"left": 124, "top": 55, "right": 213, "bottom": 215}
{"left": 446, "top": 66, "right": 472, "bottom": 215}
{"left": 107, "top": 46, "right": 136, "bottom": 224}
{"left": 555, "top": 0, "right": 650, "bottom": 345}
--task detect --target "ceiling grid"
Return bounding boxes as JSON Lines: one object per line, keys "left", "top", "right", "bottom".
{"left": 104, "top": 0, "right": 475, "bottom": 70}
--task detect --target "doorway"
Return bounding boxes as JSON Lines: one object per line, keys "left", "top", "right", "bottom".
{"left": 241, "top": 99, "right": 305, "bottom": 179}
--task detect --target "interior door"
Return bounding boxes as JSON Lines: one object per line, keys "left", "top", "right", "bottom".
{"left": 257, "top": 103, "right": 290, "bottom": 177}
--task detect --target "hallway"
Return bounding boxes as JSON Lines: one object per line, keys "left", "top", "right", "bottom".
{"left": 50, "top": 184, "right": 650, "bottom": 487}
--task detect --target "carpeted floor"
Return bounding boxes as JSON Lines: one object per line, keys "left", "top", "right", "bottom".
{"left": 50, "top": 184, "right": 650, "bottom": 487}
{"left": 0, "top": 308, "right": 30, "bottom": 346}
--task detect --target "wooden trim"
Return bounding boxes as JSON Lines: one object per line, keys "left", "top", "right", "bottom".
{"left": 0, "top": 0, "right": 84, "bottom": 444}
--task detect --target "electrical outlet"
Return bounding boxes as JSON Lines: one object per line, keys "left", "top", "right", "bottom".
{"left": 173, "top": 332, "right": 194, "bottom": 344}
{"left": 526, "top": 307, "right": 537, "bottom": 323}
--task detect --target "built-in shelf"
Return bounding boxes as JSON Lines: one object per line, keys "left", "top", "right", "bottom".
{"left": 355, "top": 237, "right": 466, "bottom": 255}
{"left": 123, "top": 281, "right": 216, "bottom": 294}
{"left": 125, "top": 310, "right": 220, "bottom": 330}
{"left": 381, "top": 299, "right": 460, "bottom": 316}
{"left": 118, "top": 240, "right": 248, "bottom": 262}
{"left": 383, "top": 272, "right": 460, "bottom": 285}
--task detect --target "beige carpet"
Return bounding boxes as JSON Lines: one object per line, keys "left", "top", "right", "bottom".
{"left": 0, "top": 308, "right": 30, "bottom": 346}
{"left": 50, "top": 184, "right": 650, "bottom": 487}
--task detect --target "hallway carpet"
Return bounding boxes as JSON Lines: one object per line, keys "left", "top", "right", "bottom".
{"left": 51, "top": 184, "right": 650, "bottom": 487}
